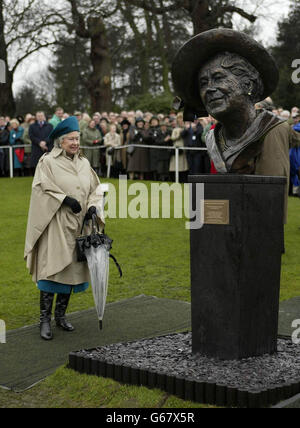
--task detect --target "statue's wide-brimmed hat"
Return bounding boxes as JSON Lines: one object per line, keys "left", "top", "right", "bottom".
{"left": 172, "top": 28, "right": 279, "bottom": 119}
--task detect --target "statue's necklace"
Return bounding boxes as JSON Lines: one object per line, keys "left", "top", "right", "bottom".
{"left": 218, "top": 128, "right": 231, "bottom": 152}
{"left": 219, "top": 128, "right": 241, "bottom": 152}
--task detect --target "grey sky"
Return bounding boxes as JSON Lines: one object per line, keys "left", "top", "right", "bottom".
{"left": 252, "top": 0, "right": 291, "bottom": 46}
{"left": 13, "top": 0, "right": 292, "bottom": 94}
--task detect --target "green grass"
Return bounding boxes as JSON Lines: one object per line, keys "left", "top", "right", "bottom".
{"left": 0, "top": 177, "right": 300, "bottom": 408}
{"left": 0, "top": 367, "right": 211, "bottom": 409}
{"left": 0, "top": 177, "right": 191, "bottom": 330}
{"left": 281, "top": 196, "right": 300, "bottom": 300}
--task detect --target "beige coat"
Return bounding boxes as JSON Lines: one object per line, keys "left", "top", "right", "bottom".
{"left": 81, "top": 126, "right": 102, "bottom": 168}
{"left": 24, "top": 147, "right": 105, "bottom": 285}
{"left": 169, "top": 127, "right": 189, "bottom": 172}
{"left": 104, "top": 132, "right": 122, "bottom": 166}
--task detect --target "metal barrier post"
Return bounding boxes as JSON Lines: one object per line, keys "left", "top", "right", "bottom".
{"left": 107, "top": 154, "right": 112, "bottom": 178}
{"left": 9, "top": 146, "right": 13, "bottom": 178}
{"left": 175, "top": 147, "right": 179, "bottom": 184}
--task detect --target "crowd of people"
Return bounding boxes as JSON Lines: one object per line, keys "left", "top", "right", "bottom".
{"left": 1, "top": 100, "right": 300, "bottom": 186}
{"left": 0, "top": 106, "right": 211, "bottom": 181}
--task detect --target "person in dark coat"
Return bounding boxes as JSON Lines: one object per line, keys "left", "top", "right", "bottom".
{"left": 289, "top": 121, "right": 300, "bottom": 195}
{"left": 145, "top": 116, "right": 164, "bottom": 181}
{"left": 0, "top": 117, "right": 10, "bottom": 176}
{"left": 120, "top": 118, "right": 134, "bottom": 172}
{"left": 29, "top": 111, "right": 53, "bottom": 170}
{"left": 181, "top": 120, "right": 210, "bottom": 174}
{"left": 127, "top": 118, "right": 150, "bottom": 180}
{"left": 158, "top": 120, "right": 172, "bottom": 181}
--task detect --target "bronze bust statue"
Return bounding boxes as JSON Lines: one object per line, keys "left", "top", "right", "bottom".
{"left": 172, "top": 28, "right": 299, "bottom": 220}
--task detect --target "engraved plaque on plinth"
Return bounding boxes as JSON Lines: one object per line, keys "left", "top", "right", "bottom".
{"left": 204, "top": 200, "right": 230, "bottom": 225}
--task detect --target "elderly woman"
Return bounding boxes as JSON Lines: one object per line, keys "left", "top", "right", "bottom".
{"left": 169, "top": 113, "right": 189, "bottom": 182}
{"left": 24, "top": 117, "right": 105, "bottom": 340}
{"left": 81, "top": 119, "right": 102, "bottom": 174}
{"left": 104, "top": 123, "right": 122, "bottom": 177}
{"left": 9, "top": 118, "right": 24, "bottom": 176}
{"left": 120, "top": 119, "right": 133, "bottom": 172}
{"left": 127, "top": 118, "right": 150, "bottom": 180}
{"left": 172, "top": 28, "right": 300, "bottom": 221}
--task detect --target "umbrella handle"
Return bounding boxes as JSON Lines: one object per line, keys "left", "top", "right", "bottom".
{"left": 80, "top": 213, "right": 100, "bottom": 235}
{"left": 110, "top": 254, "right": 123, "bottom": 278}
{"left": 92, "top": 213, "right": 98, "bottom": 233}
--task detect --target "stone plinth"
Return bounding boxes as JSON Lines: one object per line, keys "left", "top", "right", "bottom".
{"left": 189, "top": 175, "right": 286, "bottom": 360}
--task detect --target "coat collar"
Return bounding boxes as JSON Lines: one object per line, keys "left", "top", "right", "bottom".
{"left": 51, "top": 147, "right": 83, "bottom": 160}
{"left": 52, "top": 147, "right": 63, "bottom": 158}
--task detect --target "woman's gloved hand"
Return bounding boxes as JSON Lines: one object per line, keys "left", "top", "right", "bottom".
{"left": 84, "top": 206, "right": 97, "bottom": 222}
{"left": 63, "top": 196, "right": 82, "bottom": 214}
{"left": 107, "top": 147, "right": 114, "bottom": 156}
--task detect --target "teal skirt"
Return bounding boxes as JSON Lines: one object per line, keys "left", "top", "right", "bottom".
{"left": 37, "top": 280, "right": 89, "bottom": 295}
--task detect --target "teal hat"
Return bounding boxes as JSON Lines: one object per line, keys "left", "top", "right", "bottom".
{"left": 49, "top": 116, "right": 80, "bottom": 142}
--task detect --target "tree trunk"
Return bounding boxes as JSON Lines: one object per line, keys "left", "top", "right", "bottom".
{"left": 120, "top": 3, "right": 151, "bottom": 94}
{"left": 188, "top": 0, "right": 257, "bottom": 35}
{"left": 0, "top": 69, "right": 15, "bottom": 116}
{"left": 0, "top": 1, "right": 15, "bottom": 116}
{"left": 87, "top": 17, "right": 112, "bottom": 112}
{"left": 153, "top": 14, "right": 171, "bottom": 93}
{"left": 160, "top": 3, "right": 174, "bottom": 55}
{"left": 143, "top": 10, "right": 154, "bottom": 93}
{"left": 189, "top": 0, "right": 211, "bottom": 35}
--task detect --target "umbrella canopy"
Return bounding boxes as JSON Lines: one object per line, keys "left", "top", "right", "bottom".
{"left": 85, "top": 243, "right": 110, "bottom": 330}
{"left": 77, "top": 214, "right": 122, "bottom": 330}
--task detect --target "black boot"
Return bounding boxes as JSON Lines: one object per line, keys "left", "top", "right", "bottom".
{"left": 55, "top": 293, "right": 74, "bottom": 332}
{"left": 40, "top": 291, "right": 54, "bottom": 340}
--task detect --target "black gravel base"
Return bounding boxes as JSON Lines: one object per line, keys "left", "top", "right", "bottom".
{"left": 68, "top": 332, "right": 300, "bottom": 408}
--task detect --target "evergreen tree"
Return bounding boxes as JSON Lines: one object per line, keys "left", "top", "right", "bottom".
{"left": 49, "top": 37, "right": 91, "bottom": 113}
{"left": 112, "top": 2, "right": 191, "bottom": 107}
{"left": 126, "top": 0, "right": 257, "bottom": 35}
{"left": 272, "top": 0, "right": 300, "bottom": 109}
{"left": 15, "top": 72, "right": 56, "bottom": 117}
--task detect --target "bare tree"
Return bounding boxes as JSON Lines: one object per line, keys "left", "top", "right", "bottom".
{"left": 44, "top": 0, "right": 120, "bottom": 112}
{"left": 117, "top": 2, "right": 153, "bottom": 94}
{"left": 0, "top": 0, "right": 62, "bottom": 115}
{"left": 0, "top": 0, "right": 120, "bottom": 115}
{"left": 125, "top": 0, "right": 257, "bottom": 35}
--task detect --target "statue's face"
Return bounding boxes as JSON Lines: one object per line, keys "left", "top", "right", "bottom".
{"left": 198, "top": 55, "right": 248, "bottom": 119}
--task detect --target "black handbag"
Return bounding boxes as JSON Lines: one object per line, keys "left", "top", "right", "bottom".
{"left": 76, "top": 214, "right": 122, "bottom": 277}
{"left": 126, "top": 144, "right": 135, "bottom": 155}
